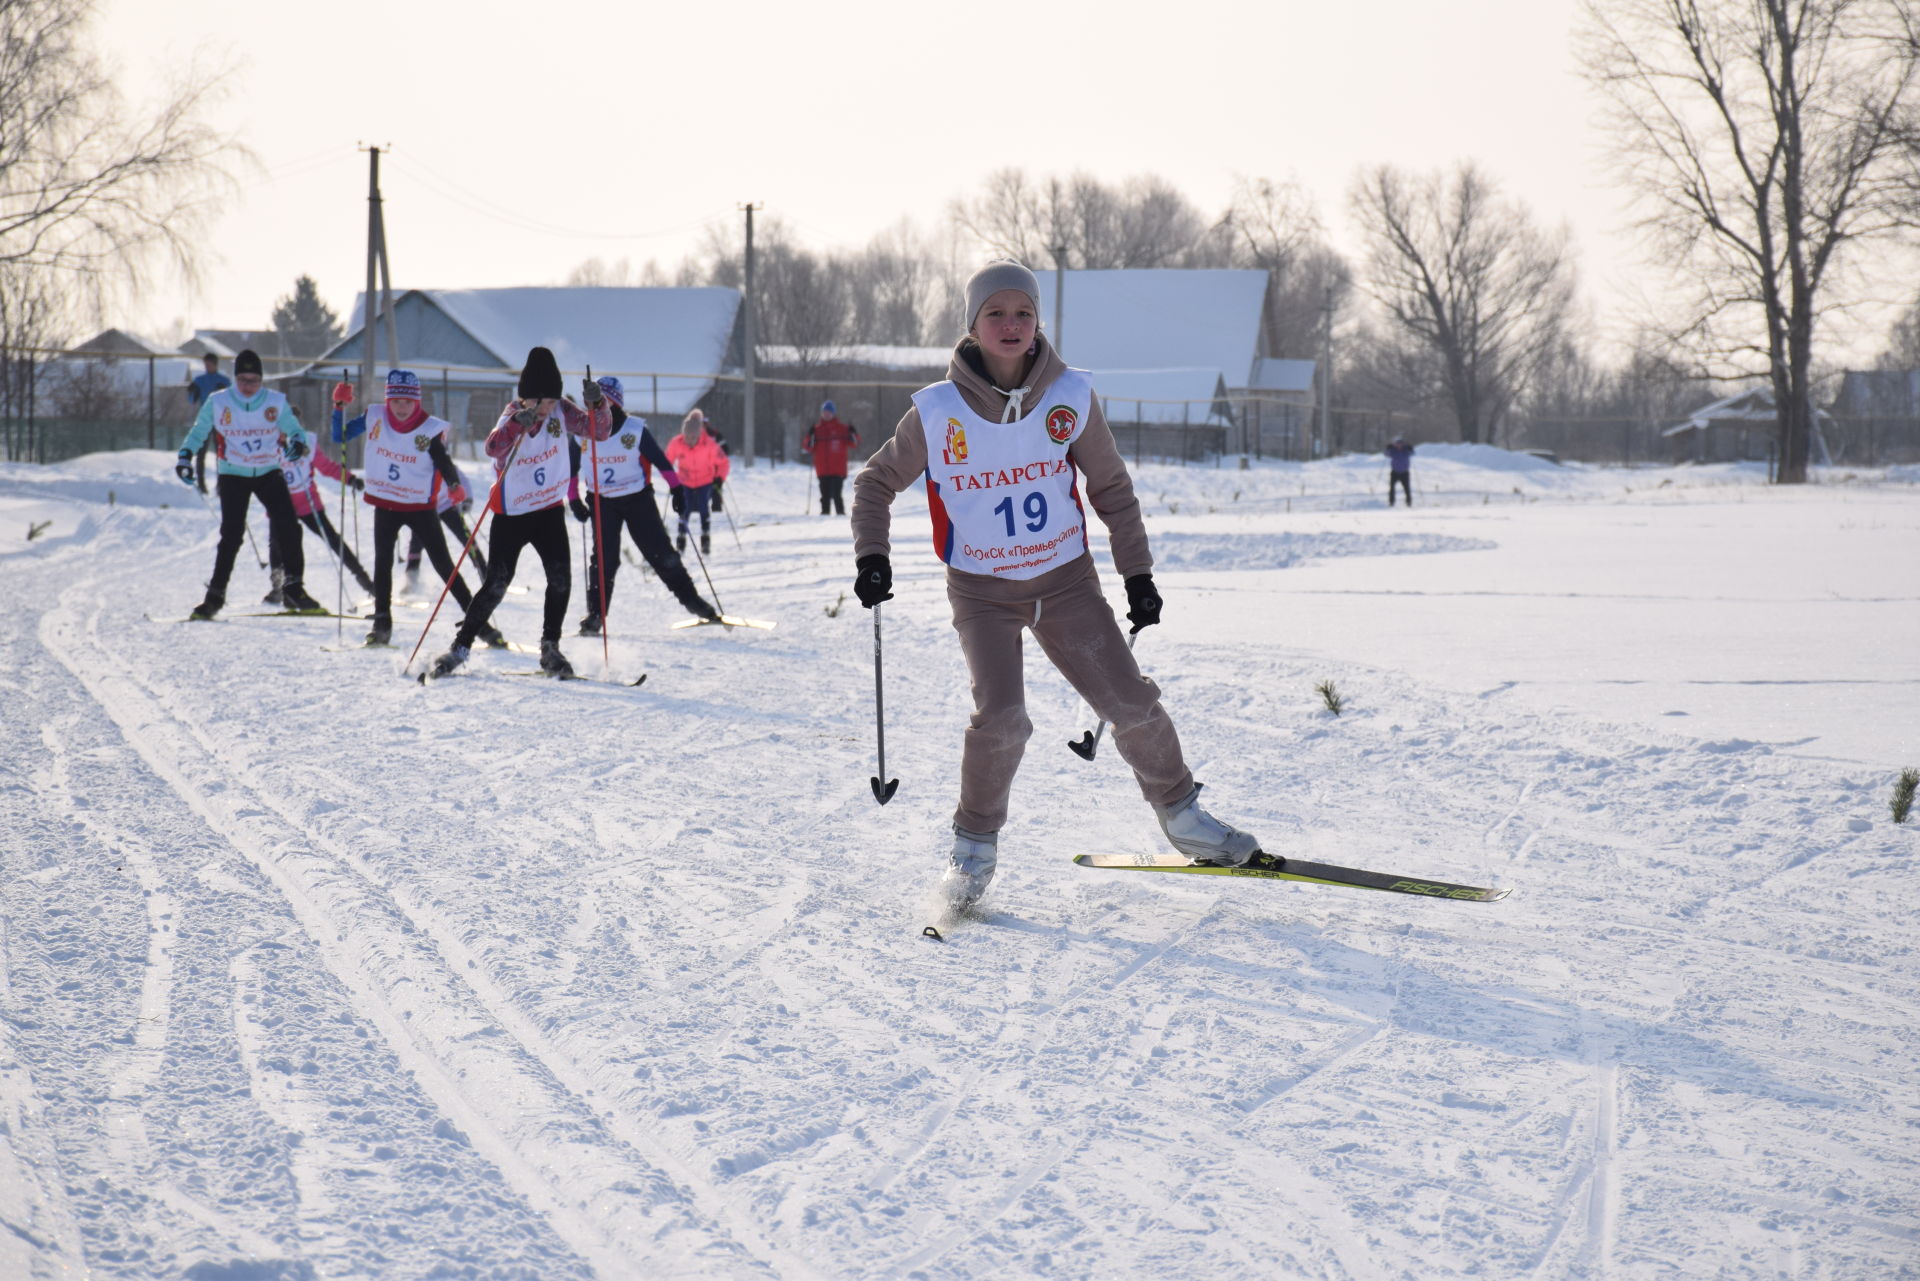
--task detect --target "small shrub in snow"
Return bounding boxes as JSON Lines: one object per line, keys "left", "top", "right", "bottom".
{"left": 1316, "top": 680, "right": 1345, "bottom": 716}
{"left": 1893, "top": 768, "right": 1918, "bottom": 825}
{"left": 28, "top": 520, "right": 51, "bottom": 541}
{"left": 824, "top": 592, "right": 846, "bottom": 619}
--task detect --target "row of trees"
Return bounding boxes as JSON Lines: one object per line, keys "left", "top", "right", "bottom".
{"left": 569, "top": 0, "right": 1920, "bottom": 482}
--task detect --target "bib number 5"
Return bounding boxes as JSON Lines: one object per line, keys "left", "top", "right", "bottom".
{"left": 992, "top": 491, "right": 1048, "bottom": 537}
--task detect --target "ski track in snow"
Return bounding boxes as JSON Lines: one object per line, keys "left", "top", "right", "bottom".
{"left": 1, "top": 456, "right": 1918, "bottom": 1279}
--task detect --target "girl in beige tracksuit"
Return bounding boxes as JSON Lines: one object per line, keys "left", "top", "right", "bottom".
{"left": 850, "top": 260, "right": 1262, "bottom": 909}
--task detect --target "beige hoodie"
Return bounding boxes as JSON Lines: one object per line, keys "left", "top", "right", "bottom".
{"left": 850, "top": 333, "right": 1152, "bottom": 602}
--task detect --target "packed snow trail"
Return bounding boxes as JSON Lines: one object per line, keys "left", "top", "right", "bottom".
{"left": 0, "top": 454, "right": 1916, "bottom": 1279}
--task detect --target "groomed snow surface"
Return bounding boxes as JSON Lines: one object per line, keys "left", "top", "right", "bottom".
{"left": 1, "top": 446, "right": 1915, "bottom": 1281}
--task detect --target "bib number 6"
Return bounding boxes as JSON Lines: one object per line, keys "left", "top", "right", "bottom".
{"left": 993, "top": 491, "right": 1048, "bottom": 537}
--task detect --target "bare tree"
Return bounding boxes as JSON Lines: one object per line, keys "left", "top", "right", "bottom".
{"left": 0, "top": 0, "right": 237, "bottom": 315}
{"left": 687, "top": 216, "right": 848, "bottom": 364}
{"left": 1348, "top": 162, "right": 1578, "bottom": 444}
{"left": 1207, "top": 175, "right": 1355, "bottom": 357}
{"left": 1582, "top": 0, "right": 1920, "bottom": 482}
{"left": 951, "top": 168, "right": 1211, "bottom": 269}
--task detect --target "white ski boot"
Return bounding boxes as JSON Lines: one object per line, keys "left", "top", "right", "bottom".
{"left": 939, "top": 826, "right": 999, "bottom": 912}
{"left": 1154, "top": 784, "right": 1261, "bottom": 867}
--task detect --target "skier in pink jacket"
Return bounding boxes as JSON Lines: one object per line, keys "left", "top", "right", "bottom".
{"left": 664, "top": 408, "right": 730, "bottom": 556}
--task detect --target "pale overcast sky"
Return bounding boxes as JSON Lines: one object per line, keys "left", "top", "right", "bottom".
{"left": 101, "top": 0, "right": 1674, "bottom": 354}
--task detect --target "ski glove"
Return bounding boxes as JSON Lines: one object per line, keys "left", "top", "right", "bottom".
{"left": 511, "top": 405, "right": 542, "bottom": 433}
{"left": 670, "top": 486, "right": 685, "bottom": 514}
{"left": 330, "top": 380, "right": 355, "bottom": 406}
{"left": 349, "top": 475, "right": 365, "bottom": 492}
{"left": 854, "top": 554, "right": 893, "bottom": 608}
{"left": 581, "top": 377, "right": 604, "bottom": 408}
{"left": 285, "top": 437, "right": 308, "bottom": 461}
{"left": 569, "top": 496, "right": 591, "bottom": 523}
{"left": 711, "top": 479, "right": 724, "bottom": 513}
{"left": 1124, "top": 573, "right": 1162, "bottom": 633}
{"left": 174, "top": 449, "right": 196, "bottom": 485}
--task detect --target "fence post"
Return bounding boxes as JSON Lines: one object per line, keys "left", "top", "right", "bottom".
{"left": 147, "top": 355, "right": 156, "bottom": 450}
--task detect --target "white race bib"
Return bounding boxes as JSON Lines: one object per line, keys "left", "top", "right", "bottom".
{"left": 361, "top": 407, "right": 451, "bottom": 506}
{"left": 911, "top": 370, "right": 1093, "bottom": 580}
{"left": 211, "top": 389, "right": 292, "bottom": 469}
{"left": 498, "top": 408, "right": 569, "bottom": 516}
{"left": 581, "top": 426, "right": 653, "bottom": 498}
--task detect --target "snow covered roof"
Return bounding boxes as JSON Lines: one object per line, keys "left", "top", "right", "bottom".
{"left": 1248, "top": 357, "right": 1316, "bottom": 394}
{"left": 334, "top": 286, "right": 742, "bottom": 415}
{"left": 1090, "top": 368, "right": 1231, "bottom": 424}
{"left": 758, "top": 343, "right": 951, "bottom": 372}
{"left": 73, "top": 328, "right": 174, "bottom": 357}
{"left": 1663, "top": 387, "right": 1830, "bottom": 436}
{"left": 1033, "top": 269, "right": 1268, "bottom": 387}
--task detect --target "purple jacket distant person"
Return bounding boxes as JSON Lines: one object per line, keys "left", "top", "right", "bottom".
{"left": 1386, "top": 439, "right": 1414, "bottom": 474}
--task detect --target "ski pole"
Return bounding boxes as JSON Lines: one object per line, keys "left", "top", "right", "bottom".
{"left": 870, "top": 601, "right": 899, "bottom": 804}
{"left": 721, "top": 499, "right": 741, "bottom": 550}
{"left": 405, "top": 432, "right": 522, "bottom": 674}
{"left": 1068, "top": 630, "right": 1139, "bottom": 760}
{"left": 684, "top": 524, "right": 729, "bottom": 621}
{"left": 585, "top": 364, "right": 610, "bottom": 671}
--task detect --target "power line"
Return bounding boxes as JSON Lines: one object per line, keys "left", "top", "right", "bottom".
{"left": 388, "top": 155, "right": 729, "bottom": 243}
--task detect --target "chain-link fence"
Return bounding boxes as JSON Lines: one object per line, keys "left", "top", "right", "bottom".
{"left": 9, "top": 344, "right": 1919, "bottom": 471}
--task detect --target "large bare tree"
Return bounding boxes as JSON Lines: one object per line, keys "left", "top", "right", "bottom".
{"left": 0, "top": 0, "right": 235, "bottom": 312}
{"left": 1582, "top": 0, "right": 1920, "bottom": 482}
{"left": 1348, "top": 162, "right": 1577, "bottom": 444}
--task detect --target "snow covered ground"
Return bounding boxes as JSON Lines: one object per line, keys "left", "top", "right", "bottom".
{"left": 0, "top": 446, "right": 1915, "bottom": 1280}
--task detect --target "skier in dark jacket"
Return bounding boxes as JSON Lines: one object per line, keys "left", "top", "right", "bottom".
{"left": 567, "top": 376, "right": 721, "bottom": 631}
{"left": 1386, "top": 435, "right": 1414, "bottom": 507}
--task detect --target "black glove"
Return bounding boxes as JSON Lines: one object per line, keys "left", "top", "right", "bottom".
{"left": 174, "top": 449, "right": 196, "bottom": 485}
{"left": 670, "top": 486, "right": 685, "bottom": 514}
{"left": 1124, "top": 573, "right": 1162, "bottom": 633}
{"left": 581, "top": 377, "right": 604, "bottom": 408}
{"left": 854, "top": 554, "right": 893, "bottom": 608}
{"left": 711, "top": 479, "right": 724, "bottom": 513}
{"left": 569, "top": 496, "right": 591, "bottom": 523}
{"left": 285, "top": 437, "right": 308, "bottom": 461}
{"left": 349, "top": 474, "right": 365, "bottom": 492}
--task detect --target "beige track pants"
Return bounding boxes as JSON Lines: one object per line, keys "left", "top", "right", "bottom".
{"left": 947, "top": 560, "right": 1193, "bottom": 834}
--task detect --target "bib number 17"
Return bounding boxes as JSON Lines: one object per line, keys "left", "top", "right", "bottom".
{"left": 993, "top": 491, "right": 1048, "bottom": 537}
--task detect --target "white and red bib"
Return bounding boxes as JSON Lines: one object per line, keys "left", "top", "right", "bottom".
{"left": 210, "top": 388, "right": 293, "bottom": 470}
{"left": 496, "top": 407, "right": 569, "bottom": 516}
{"left": 280, "top": 444, "right": 314, "bottom": 496}
{"left": 360, "top": 406, "right": 451, "bottom": 507}
{"left": 581, "top": 425, "right": 653, "bottom": 498}
{"left": 911, "top": 370, "right": 1093, "bottom": 581}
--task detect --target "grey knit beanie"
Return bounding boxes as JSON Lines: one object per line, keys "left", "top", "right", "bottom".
{"left": 964, "top": 260, "right": 1042, "bottom": 332}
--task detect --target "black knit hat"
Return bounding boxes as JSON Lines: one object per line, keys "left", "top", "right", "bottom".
{"left": 517, "top": 346, "right": 562, "bottom": 399}
{"left": 234, "top": 349, "right": 263, "bottom": 377}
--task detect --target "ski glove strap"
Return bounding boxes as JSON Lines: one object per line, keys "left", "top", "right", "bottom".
{"left": 1124, "top": 573, "right": 1161, "bottom": 633}
{"left": 174, "top": 448, "right": 196, "bottom": 485}
{"left": 854, "top": 554, "right": 893, "bottom": 608}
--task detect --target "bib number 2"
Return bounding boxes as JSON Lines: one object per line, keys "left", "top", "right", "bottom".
{"left": 992, "top": 492, "right": 1048, "bottom": 537}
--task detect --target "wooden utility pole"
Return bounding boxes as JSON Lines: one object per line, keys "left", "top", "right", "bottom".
{"left": 740, "top": 202, "right": 762, "bottom": 465}
{"left": 1319, "top": 285, "right": 1334, "bottom": 458}
{"left": 358, "top": 145, "right": 388, "bottom": 408}
{"left": 1049, "top": 245, "right": 1067, "bottom": 354}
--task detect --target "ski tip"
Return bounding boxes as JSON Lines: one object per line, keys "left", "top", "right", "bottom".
{"left": 1067, "top": 733, "right": 1096, "bottom": 761}
{"left": 922, "top": 925, "right": 944, "bottom": 942}
{"left": 629, "top": 673, "right": 648, "bottom": 687}
{"left": 871, "top": 777, "right": 900, "bottom": 805}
